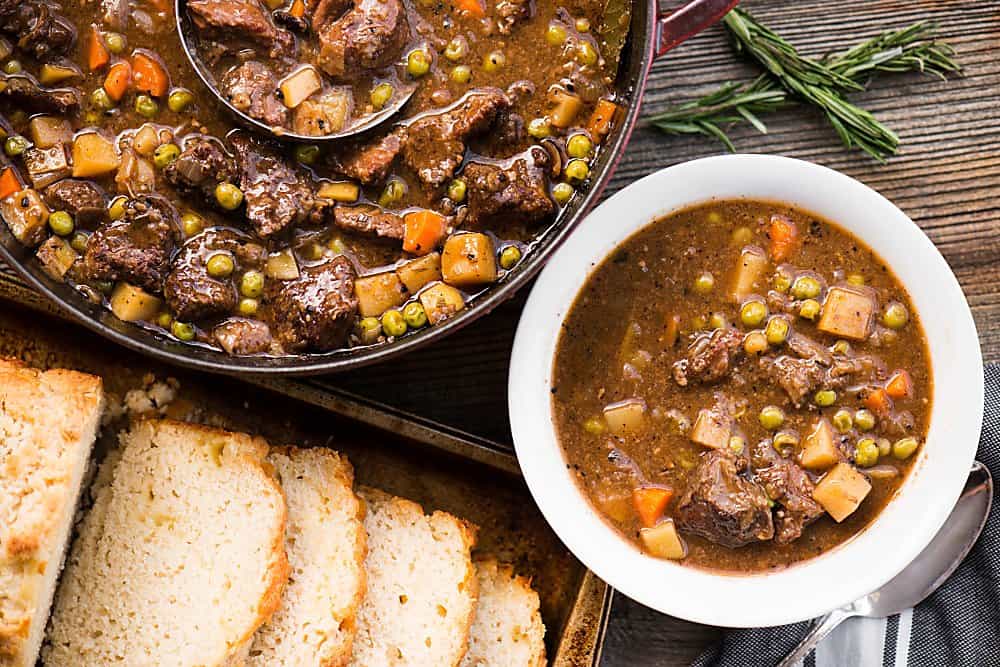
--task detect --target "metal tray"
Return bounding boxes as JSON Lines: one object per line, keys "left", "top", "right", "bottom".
{"left": 0, "top": 268, "right": 611, "bottom": 666}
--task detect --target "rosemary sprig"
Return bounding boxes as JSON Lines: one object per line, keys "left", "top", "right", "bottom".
{"left": 648, "top": 10, "right": 960, "bottom": 160}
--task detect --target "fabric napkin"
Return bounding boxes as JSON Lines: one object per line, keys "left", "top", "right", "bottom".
{"left": 694, "top": 364, "right": 1000, "bottom": 667}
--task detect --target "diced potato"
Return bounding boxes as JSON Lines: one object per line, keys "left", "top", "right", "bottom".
{"left": 109, "top": 282, "right": 162, "bottom": 322}
{"left": 132, "top": 124, "right": 161, "bottom": 156}
{"left": 730, "top": 245, "right": 769, "bottom": 302}
{"left": 38, "top": 63, "right": 81, "bottom": 86}
{"left": 397, "top": 252, "right": 442, "bottom": 293}
{"left": 29, "top": 116, "right": 73, "bottom": 149}
{"left": 441, "top": 233, "right": 497, "bottom": 288}
{"left": 23, "top": 145, "right": 71, "bottom": 189}
{"left": 549, "top": 90, "right": 583, "bottom": 128}
{"left": 36, "top": 236, "right": 78, "bottom": 280}
{"left": 603, "top": 398, "right": 647, "bottom": 437}
{"left": 813, "top": 462, "right": 872, "bottom": 522}
{"left": 265, "top": 249, "right": 300, "bottom": 280}
{"left": 1, "top": 189, "right": 49, "bottom": 246}
{"left": 316, "top": 180, "right": 359, "bottom": 202}
{"left": 115, "top": 149, "right": 156, "bottom": 193}
{"left": 355, "top": 271, "right": 408, "bottom": 317}
{"left": 799, "top": 419, "right": 839, "bottom": 470}
{"left": 292, "top": 90, "right": 351, "bottom": 135}
{"left": 639, "top": 519, "right": 687, "bottom": 560}
{"left": 818, "top": 286, "right": 876, "bottom": 340}
{"left": 279, "top": 66, "right": 322, "bottom": 109}
{"left": 690, "top": 408, "right": 731, "bottom": 449}
{"left": 419, "top": 282, "right": 465, "bottom": 324}
{"left": 72, "top": 132, "right": 121, "bottom": 178}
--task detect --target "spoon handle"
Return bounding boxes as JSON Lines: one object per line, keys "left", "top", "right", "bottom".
{"left": 778, "top": 607, "right": 856, "bottom": 667}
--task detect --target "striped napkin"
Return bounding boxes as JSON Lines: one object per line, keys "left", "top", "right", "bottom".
{"left": 694, "top": 364, "right": 1000, "bottom": 667}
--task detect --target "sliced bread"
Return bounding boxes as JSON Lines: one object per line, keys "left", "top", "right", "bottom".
{"left": 460, "top": 559, "right": 546, "bottom": 667}
{"left": 0, "top": 360, "right": 104, "bottom": 667}
{"left": 350, "top": 488, "right": 478, "bottom": 667}
{"left": 249, "top": 446, "right": 367, "bottom": 667}
{"left": 42, "top": 419, "right": 289, "bottom": 667}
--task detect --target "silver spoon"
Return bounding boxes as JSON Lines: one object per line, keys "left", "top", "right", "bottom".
{"left": 174, "top": 0, "right": 416, "bottom": 142}
{"left": 779, "top": 461, "right": 993, "bottom": 667}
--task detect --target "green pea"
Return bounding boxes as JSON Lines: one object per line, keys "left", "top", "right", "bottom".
{"left": 847, "top": 273, "right": 865, "bottom": 286}
{"left": 552, "top": 182, "right": 574, "bottom": 205}
{"left": 728, "top": 435, "right": 746, "bottom": 455}
{"left": 708, "top": 312, "right": 727, "bottom": 329}
{"left": 357, "top": 316, "right": 382, "bottom": 344}
{"left": 3, "top": 59, "right": 21, "bottom": 74}
{"left": 545, "top": 23, "right": 567, "bottom": 45}
{"left": 135, "top": 94, "right": 159, "bottom": 119}
{"left": 832, "top": 409, "right": 853, "bottom": 433}
{"left": 180, "top": 213, "right": 203, "bottom": 238}
{"left": 93, "top": 280, "right": 114, "bottom": 294}
{"left": 167, "top": 88, "right": 194, "bottom": 113}
{"left": 527, "top": 117, "right": 551, "bottom": 139}
{"left": 48, "top": 210, "right": 74, "bottom": 236}
{"left": 90, "top": 87, "right": 114, "bottom": 110}
{"left": 238, "top": 297, "right": 258, "bottom": 316}
{"left": 691, "top": 315, "right": 707, "bottom": 330}
{"left": 564, "top": 158, "right": 589, "bottom": 182}
{"left": 450, "top": 65, "right": 471, "bottom": 84}
{"left": 740, "top": 300, "right": 768, "bottom": 327}
{"left": 567, "top": 134, "right": 593, "bottom": 158}
{"left": 731, "top": 225, "right": 753, "bottom": 246}
{"left": 798, "top": 299, "right": 820, "bottom": 320}
{"left": 772, "top": 271, "right": 793, "bottom": 293}
{"left": 854, "top": 409, "right": 876, "bottom": 431}
{"left": 70, "top": 231, "right": 90, "bottom": 254}
{"left": 765, "top": 317, "right": 789, "bottom": 345}
{"left": 171, "top": 320, "right": 196, "bottom": 341}
{"left": 832, "top": 339, "right": 851, "bottom": 355}
{"left": 443, "top": 37, "right": 467, "bottom": 61}
{"left": 499, "top": 245, "right": 522, "bottom": 270}
{"left": 877, "top": 438, "right": 892, "bottom": 457}
{"left": 583, "top": 416, "right": 606, "bottom": 435}
{"left": 215, "top": 182, "right": 244, "bottom": 210}
{"left": 575, "top": 17, "right": 591, "bottom": 32}
{"left": 370, "top": 82, "right": 393, "bottom": 110}
{"left": 892, "top": 437, "right": 919, "bottom": 460}
{"left": 791, "top": 275, "right": 821, "bottom": 300}
{"left": 854, "top": 438, "right": 879, "bottom": 467}
{"left": 240, "top": 270, "right": 265, "bottom": 298}
{"left": 773, "top": 431, "right": 799, "bottom": 452}
{"left": 295, "top": 144, "right": 320, "bottom": 165}
{"left": 483, "top": 50, "right": 506, "bottom": 72}
{"left": 693, "top": 272, "right": 714, "bottom": 294}
{"left": 406, "top": 49, "right": 431, "bottom": 77}
{"left": 883, "top": 302, "right": 909, "bottom": 329}
{"left": 759, "top": 405, "right": 785, "bottom": 430}
{"left": 156, "top": 311, "right": 173, "bottom": 328}
{"left": 576, "top": 41, "right": 598, "bottom": 66}
{"left": 814, "top": 389, "right": 837, "bottom": 407}
{"left": 402, "top": 301, "right": 428, "bottom": 328}
{"left": 108, "top": 196, "right": 128, "bottom": 220}
{"left": 153, "top": 143, "right": 180, "bottom": 169}
{"left": 381, "top": 309, "right": 407, "bottom": 337}
{"left": 3, "top": 135, "right": 29, "bottom": 157}
{"left": 206, "top": 253, "right": 234, "bottom": 278}
{"left": 447, "top": 179, "right": 467, "bottom": 202}
{"left": 104, "top": 32, "right": 126, "bottom": 54}
{"left": 378, "top": 179, "right": 406, "bottom": 207}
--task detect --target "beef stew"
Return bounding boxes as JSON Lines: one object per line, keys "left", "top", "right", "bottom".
{"left": 552, "top": 200, "right": 932, "bottom": 572}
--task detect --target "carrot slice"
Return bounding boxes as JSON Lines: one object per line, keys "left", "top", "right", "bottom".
{"left": 863, "top": 386, "right": 893, "bottom": 417}
{"left": 586, "top": 98, "right": 618, "bottom": 141}
{"left": 289, "top": 0, "right": 306, "bottom": 17}
{"left": 768, "top": 215, "right": 800, "bottom": 262}
{"left": 132, "top": 51, "right": 169, "bottom": 97}
{"left": 103, "top": 61, "right": 132, "bottom": 102}
{"left": 632, "top": 486, "right": 674, "bottom": 529}
{"left": 403, "top": 210, "right": 447, "bottom": 255}
{"left": 0, "top": 167, "right": 22, "bottom": 200}
{"left": 453, "top": 0, "right": 484, "bottom": 17}
{"left": 88, "top": 27, "right": 110, "bottom": 72}
{"left": 886, "top": 370, "right": 913, "bottom": 400}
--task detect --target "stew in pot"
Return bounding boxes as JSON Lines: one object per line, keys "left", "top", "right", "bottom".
{"left": 552, "top": 200, "right": 932, "bottom": 571}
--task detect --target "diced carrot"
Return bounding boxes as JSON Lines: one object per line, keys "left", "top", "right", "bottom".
{"left": 453, "top": 0, "right": 484, "bottom": 17}
{"left": 632, "top": 486, "right": 674, "bottom": 529}
{"left": 103, "top": 61, "right": 132, "bottom": 102}
{"left": 289, "top": 0, "right": 306, "bottom": 18}
{"left": 586, "top": 99, "right": 618, "bottom": 142}
{"left": 863, "top": 386, "right": 892, "bottom": 417}
{"left": 768, "top": 215, "right": 800, "bottom": 262}
{"left": 403, "top": 210, "right": 448, "bottom": 255}
{"left": 132, "top": 51, "right": 169, "bottom": 97}
{"left": 0, "top": 167, "right": 21, "bottom": 200}
{"left": 88, "top": 27, "right": 110, "bottom": 72}
{"left": 886, "top": 370, "right": 913, "bottom": 400}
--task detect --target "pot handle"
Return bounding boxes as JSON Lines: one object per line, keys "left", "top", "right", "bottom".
{"left": 656, "top": 0, "right": 739, "bottom": 58}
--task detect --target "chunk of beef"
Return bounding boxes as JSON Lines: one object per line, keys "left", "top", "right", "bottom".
{"left": 749, "top": 440, "right": 824, "bottom": 544}
{"left": 333, "top": 204, "right": 404, "bottom": 241}
{"left": 163, "top": 137, "right": 238, "bottom": 204}
{"left": 266, "top": 255, "right": 358, "bottom": 352}
{"left": 230, "top": 133, "right": 316, "bottom": 238}
{"left": 81, "top": 195, "right": 179, "bottom": 294}
{"left": 673, "top": 328, "right": 744, "bottom": 387}
{"left": 44, "top": 179, "right": 106, "bottom": 225}
{"left": 308, "top": 0, "right": 349, "bottom": 30}
{"left": 493, "top": 109, "right": 525, "bottom": 146}
{"left": 494, "top": 0, "right": 529, "bottom": 34}
{"left": 786, "top": 332, "right": 832, "bottom": 365}
{"left": 675, "top": 450, "right": 774, "bottom": 548}
{"left": 463, "top": 146, "right": 555, "bottom": 227}
{"left": 0, "top": 75, "right": 79, "bottom": 113}
{"left": 220, "top": 61, "right": 288, "bottom": 128}
{"left": 331, "top": 128, "right": 403, "bottom": 185}
{"left": 0, "top": 0, "right": 76, "bottom": 61}
{"left": 402, "top": 89, "right": 511, "bottom": 190}
{"left": 214, "top": 318, "right": 273, "bottom": 354}
{"left": 315, "top": 0, "right": 409, "bottom": 80}
{"left": 187, "top": 0, "right": 293, "bottom": 54}
{"left": 758, "top": 355, "right": 828, "bottom": 408}
{"left": 163, "top": 229, "right": 255, "bottom": 321}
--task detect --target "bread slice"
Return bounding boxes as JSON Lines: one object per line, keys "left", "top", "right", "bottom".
{"left": 350, "top": 488, "right": 478, "bottom": 667}
{"left": 42, "top": 419, "right": 289, "bottom": 667}
{"left": 249, "top": 446, "right": 366, "bottom": 667}
{"left": 0, "top": 360, "right": 104, "bottom": 667}
{"left": 460, "top": 559, "right": 546, "bottom": 667}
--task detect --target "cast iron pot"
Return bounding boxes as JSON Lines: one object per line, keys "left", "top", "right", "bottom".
{"left": 0, "top": 0, "right": 737, "bottom": 375}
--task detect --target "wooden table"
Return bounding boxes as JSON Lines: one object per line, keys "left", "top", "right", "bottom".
{"left": 310, "top": 1, "right": 1000, "bottom": 663}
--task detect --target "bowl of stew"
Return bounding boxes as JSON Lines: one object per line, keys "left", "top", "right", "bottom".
{"left": 509, "top": 154, "right": 984, "bottom": 627}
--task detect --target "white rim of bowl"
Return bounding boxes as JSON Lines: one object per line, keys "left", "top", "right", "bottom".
{"left": 509, "top": 154, "right": 984, "bottom": 627}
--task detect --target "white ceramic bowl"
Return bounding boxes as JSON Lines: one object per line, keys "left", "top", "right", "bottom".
{"left": 509, "top": 154, "right": 984, "bottom": 627}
